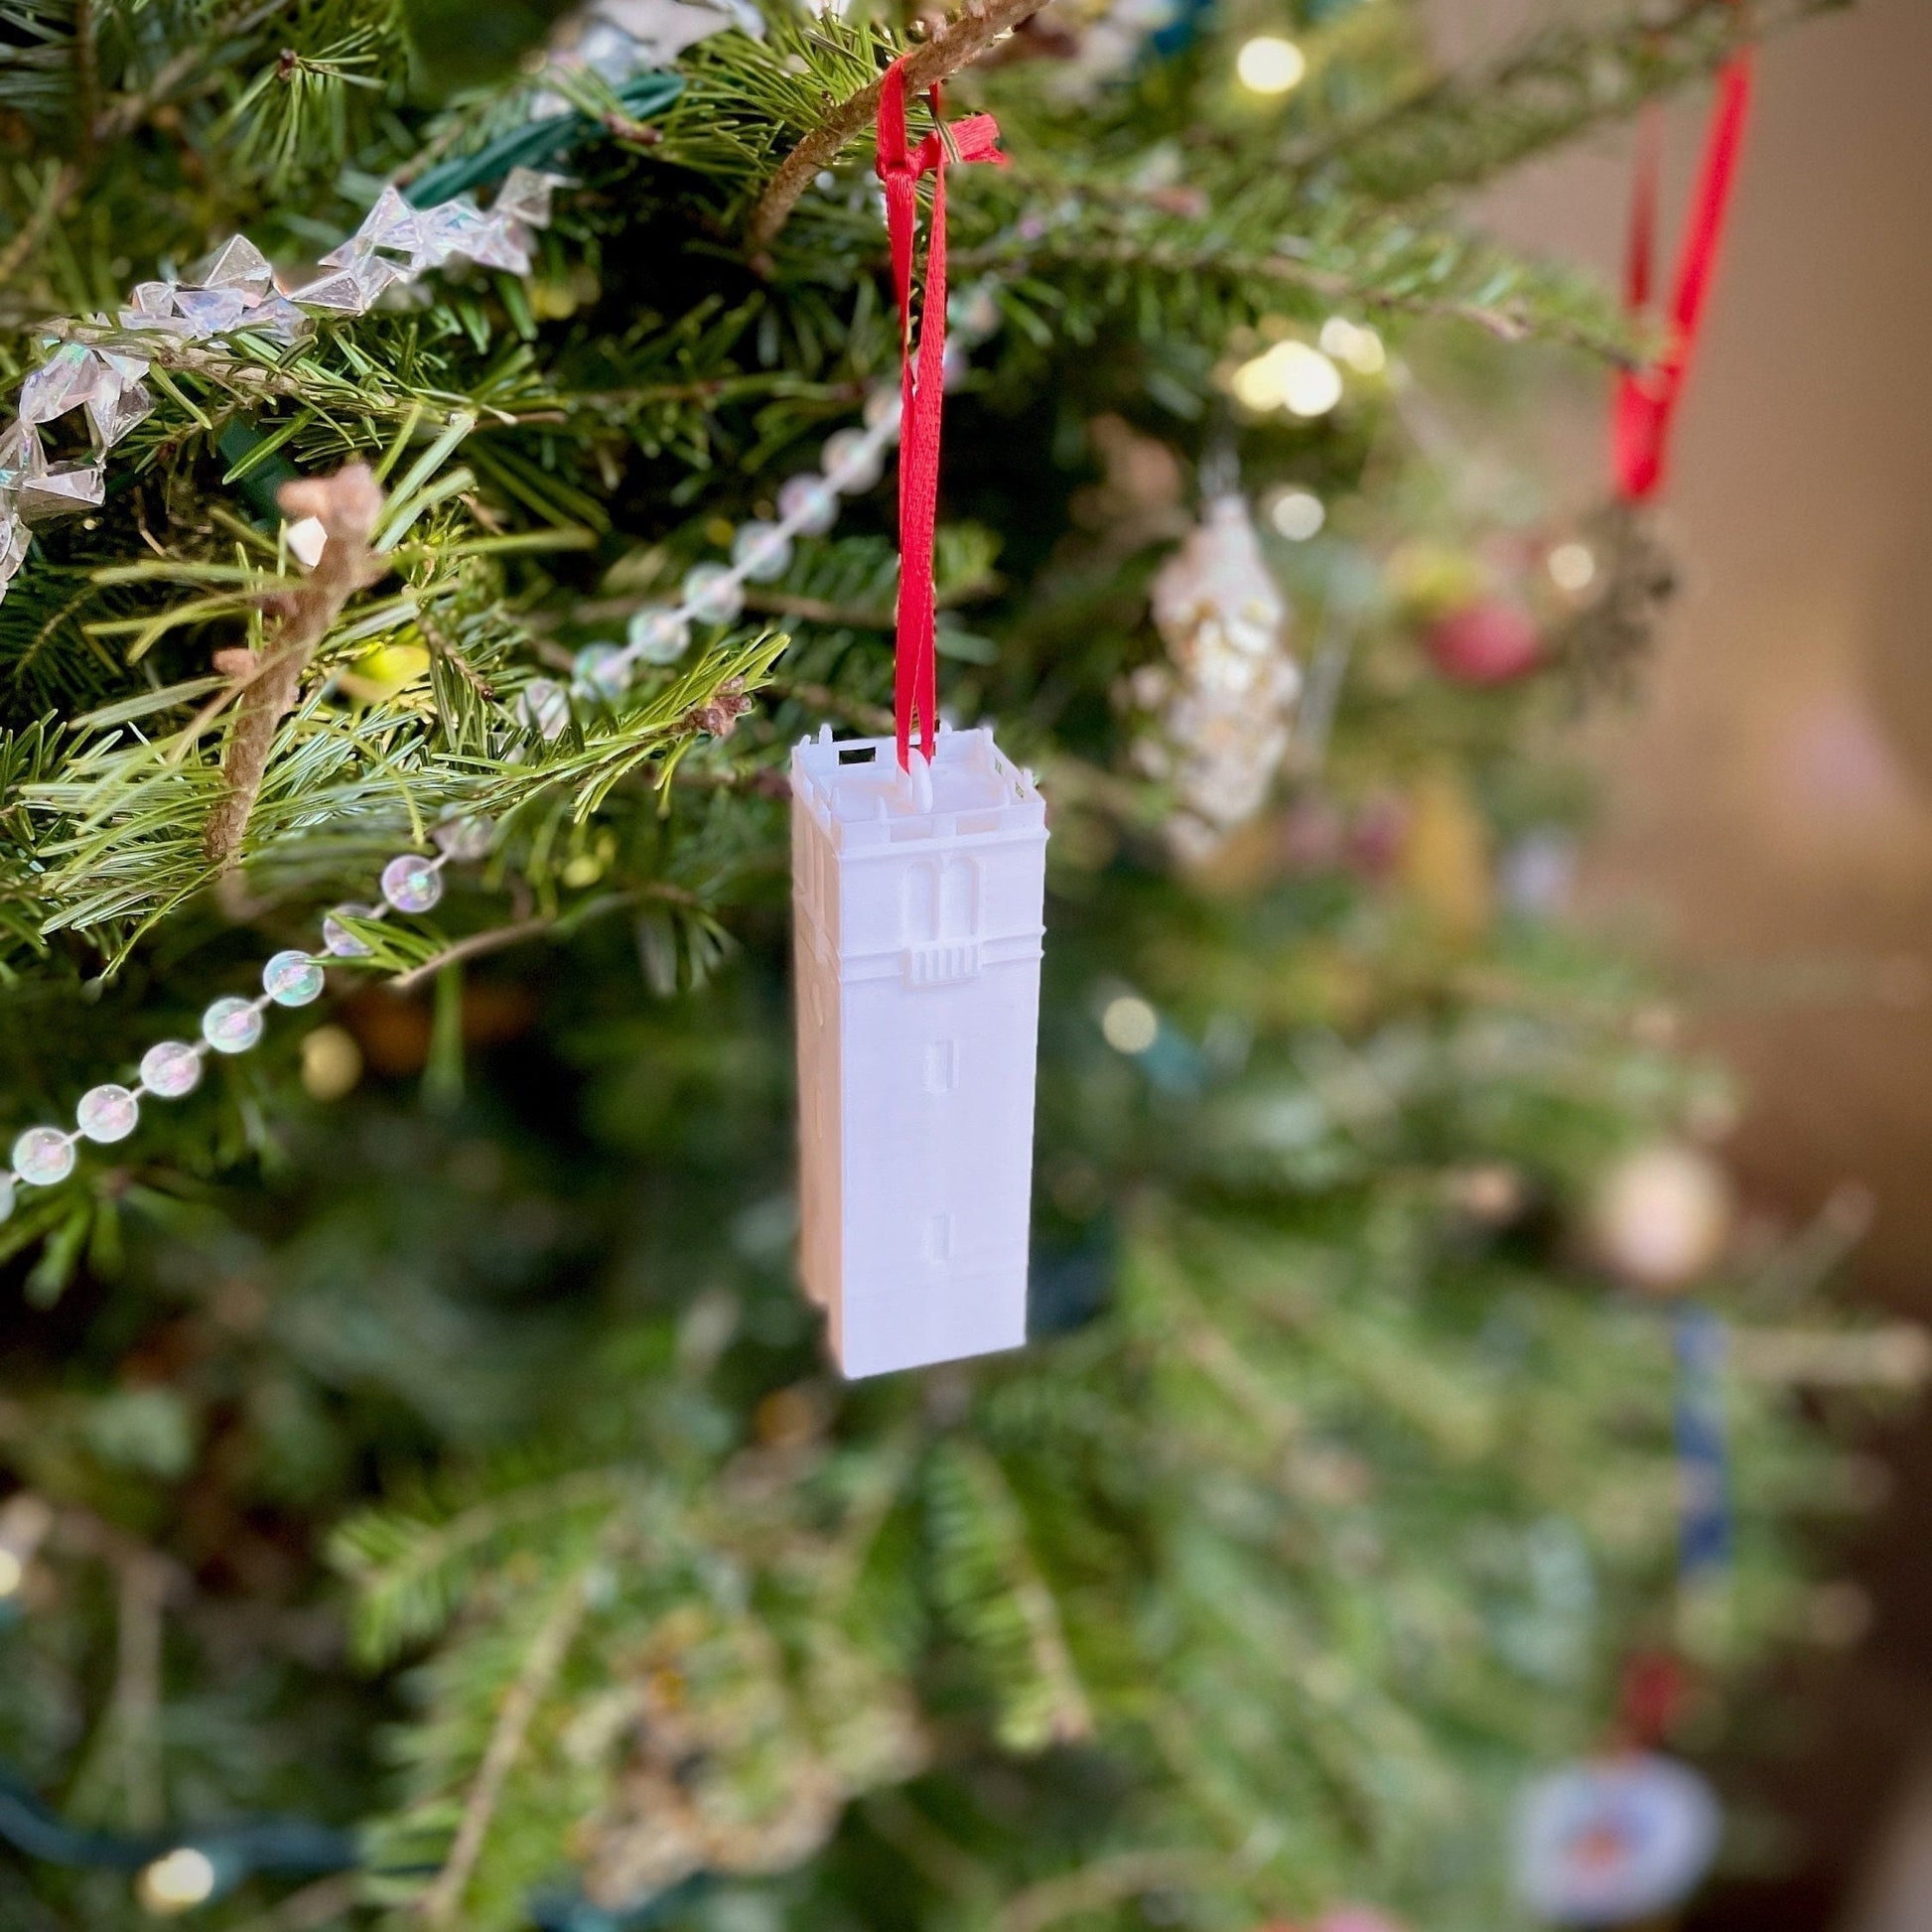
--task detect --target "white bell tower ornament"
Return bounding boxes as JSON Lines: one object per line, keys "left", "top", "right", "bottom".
{"left": 791, "top": 724, "right": 1047, "bottom": 1377}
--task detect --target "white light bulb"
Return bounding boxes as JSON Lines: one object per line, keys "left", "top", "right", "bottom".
{"left": 1277, "top": 343, "right": 1343, "bottom": 417}
{"left": 1268, "top": 487, "right": 1325, "bottom": 541}
{"left": 137, "top": 1846, "right": 218, "bottom": 1914}
{"left": 1231, "top": 342, "right": 1342, "bottom": 418}
{"left": 1101, "top": 995, "right": 1159, "bottom": 1054}
{"left": 1236, "top": 35, "right": 1307, "bottom": 95}
{"left": 1548, "top": 541, "right": 1597, "bottom": 592}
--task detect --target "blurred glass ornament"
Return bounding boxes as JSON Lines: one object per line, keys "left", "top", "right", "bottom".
{"left": 1141, "top": 492, "right": 1301, "bottom": 862}
{"left": 1513, "top": 1753, "right": 1720, "bottom": 1927}
{"left": 1425, "top": 598, "right": 1544, "bottom": 685}
{"left": 1587, "top": 1144, "right": 1734, "bottom": 1292}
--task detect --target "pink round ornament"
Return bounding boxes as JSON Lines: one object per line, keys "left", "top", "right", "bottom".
{"left": 1425, "top": 598, "right": 1543, "bottom": 686}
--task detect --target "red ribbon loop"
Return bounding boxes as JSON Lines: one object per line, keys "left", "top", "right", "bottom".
{"left": 877, "top": 59, "right": 1005, "bottom": 769}
{"left": 1613, "top": 47, "right": 1753, "bottom": 502}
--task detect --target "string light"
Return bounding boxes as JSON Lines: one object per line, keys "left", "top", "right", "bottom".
{"left": 136, "top": 1847, "right": 218, "bottom": 1915}
{"left": 1230, "top": 341, "right": 1343, "bottom": 417}
{"left": 1101, "top": 996, "right": 1159, "bottom": 1054}
{"left": 1236, "top": 35, "right": 1307, "bottom": 95}
{"left": 1547, "top": 541, "right": 1597, "bottom": 592}
{"left": 1317, "top": 316, "right": 1387, "bottom": 374}
{"left": 1267, "top": 486, "right": 1325, "bottom": 540}
{"left": 300, "top": 1027, "right": 363, "bottom": 1102}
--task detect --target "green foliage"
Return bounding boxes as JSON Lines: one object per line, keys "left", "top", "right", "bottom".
{"left": 0, "top": 0, "right": 1877, "bottom": 1928}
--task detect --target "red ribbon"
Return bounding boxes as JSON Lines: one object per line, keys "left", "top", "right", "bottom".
{"left": 1612, "top": 42, "right": 1753, "bottom": 501}
{"left": 876, "top": 59, "right": 1005, "bottom": 769}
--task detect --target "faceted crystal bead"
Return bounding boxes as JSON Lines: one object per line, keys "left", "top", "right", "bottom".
{"left": 139, "top": 1040, "right": 204, "bottom": 1098}
{"left": 188, "top": 235, "right": 274, "bottom": 299}
{"left": 89, "top": 376, "right": 153, "bottom": 451}
{"left": 287, "top": 261, "right": 390, "bottom": 316}
{"left": 463, "top": 217, "right": 533, "bottom": 275}
{"left": 0, "top": 422, "right": 43, "bottom": 496}
{"left": 381, "top": 854, "right": 444, "bottom": 914}
{"left": 321, "top": 905, "right": 377, "bottom": 958}
{"left": 411, "top": 200, "right": 491, "bottom": 271}
{"left": 625, "top": 607, "right": 689, "bottom": 665}
{"left": 432, "top": 815, "right": 495, "bottom": 862}
{"left": 732, "top": 521, "right": 791, "bottom": 584}
{"left": 18, "top": 463, "right": 104, "bottom": 523}
{"left": 203, "top": 997, "right": 265, "bottom": 1055}
{"left": 126, "top": 282, "right": 178, "bottom": 318}
{"left": 517, "top": 678, "right": 570, "bottom": 740}
{"left": 238, "top": 296, "right": 312, "bottom": 346}
{"left": 172, "top": 286, "right": 251, "bottom": 337}
{"left": 0, "top": 517, "right": 30, "bottom": 591}
{"left": 344, "top": 186, "right": 420, "bottom": 262}
{"left": 777, "top": 473, "right": 840, "bottom": 537}
{"left": 20, "top": 344, "right": 112, "bottom": 428}
{"left": 573, "top": 642, "right": 632, "bottom": 701}
{"left": 76, "top": 1084, "right": 139, "bottom": 1144}
{"left": 822, "top": 428, "right": 884, "bottom": 493}
{"left": 12, "top": 1127, "right": 74, "bottom": 1186}
{"left": 493, "top": 167, "right": 561, "bottom": 227}
{"left": 682, "top": 562, "right": 745, "bottom": 626}
{"left": 118, "top": 305, "right": 192, "bottom": 337}
{"left": 263, "top": 950, "right": 325, "bottom": 1007}
{"left": 862, "top": 384, "right": 903, "bottom": 436}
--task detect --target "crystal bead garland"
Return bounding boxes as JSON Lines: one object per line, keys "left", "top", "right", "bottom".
{"left": 0, "top": 820, "right": 493, "bottom": 1220}
{"left": 0, "top": 168, "right": 567, "bottom": 608}
{"left": 536, "top": 282, "right": 1007, "bottom": 734}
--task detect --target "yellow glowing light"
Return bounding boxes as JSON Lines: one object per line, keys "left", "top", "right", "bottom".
{"left": 0, "top": 1549, "right": 22, "bottom": 1597}
{"left": 1101, "top": 996, "right": 1159, "bottom": 1054}
{"left": 1268, "top": 486, "right": 1325, "bottom": 541}
{"left": 1230, "top": 341, "right": 1343, "bottom": 418}
{"left": 1236, "top": 35, "right": 1307, "bottom": 95}
{"left": 137, "top": 1848, "right": 218, "bottom": 1915}
{"left": 1318, "top": 316, "right": 1387, "bottom": 374}
{"left": 300, "top": 1026, "right": 363, "bottom": 1103}
{"left": 1547, "top": 541, "right": 1597, "bottom": 593}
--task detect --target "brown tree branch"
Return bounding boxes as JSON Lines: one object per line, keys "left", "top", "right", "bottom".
{"left": 203, "top": 466, "right": 389, "bottom": 868}
{"left": 745, "top": 0, "right": 1046, "bottom": 254}
{"left": 419, "top": 1558, "right": 598, "bottom": 1926}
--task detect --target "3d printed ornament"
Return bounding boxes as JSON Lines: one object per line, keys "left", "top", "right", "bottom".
{"left": 788, "top": 61, "right": 1038, "bottom": 1379}
{"left": 791, "top": 726, "right": 1046, "bottom": 1378}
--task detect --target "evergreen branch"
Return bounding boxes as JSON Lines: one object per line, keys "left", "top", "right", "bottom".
{"left": 1288, "top": 0, "right": 1847, "bottom": 205}
{"left": 953, "top": 231, "right": 1637, "bottom": 362}
{"left": 996, "top": 1852, "right": 1225, "bottom": 1932}
{"left": 746, "top": 0, "right": 1046, "bottom": 252}
{"left": 418, "top": 1555, "right": 600, "bottom": 1926}
{"left": 0, "top": 163, "right": 78, "bottom": 290}
{"left": 204, "top": 466, "right": 389, "bottom": 867}
{"left": 93, "top": 0, "right": 298, "bottom": 144}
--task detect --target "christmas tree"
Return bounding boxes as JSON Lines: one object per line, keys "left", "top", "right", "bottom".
{"left": 0, "top": 0, "right": 1889, "bottom": 1926}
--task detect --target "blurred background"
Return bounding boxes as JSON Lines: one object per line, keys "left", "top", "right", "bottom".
{"left": 1437, "top": 0, "right": 1932, "bottom": 1923}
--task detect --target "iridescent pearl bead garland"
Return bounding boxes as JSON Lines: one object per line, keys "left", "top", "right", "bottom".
{"left": 522, "top": 285, "right": 1005, "bottom": 738}
{"left": 0, "top": 820, "right": 491, "bottom": 1221}
{"left": 0, "top": 169, "right": 564, "bottom": 609}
